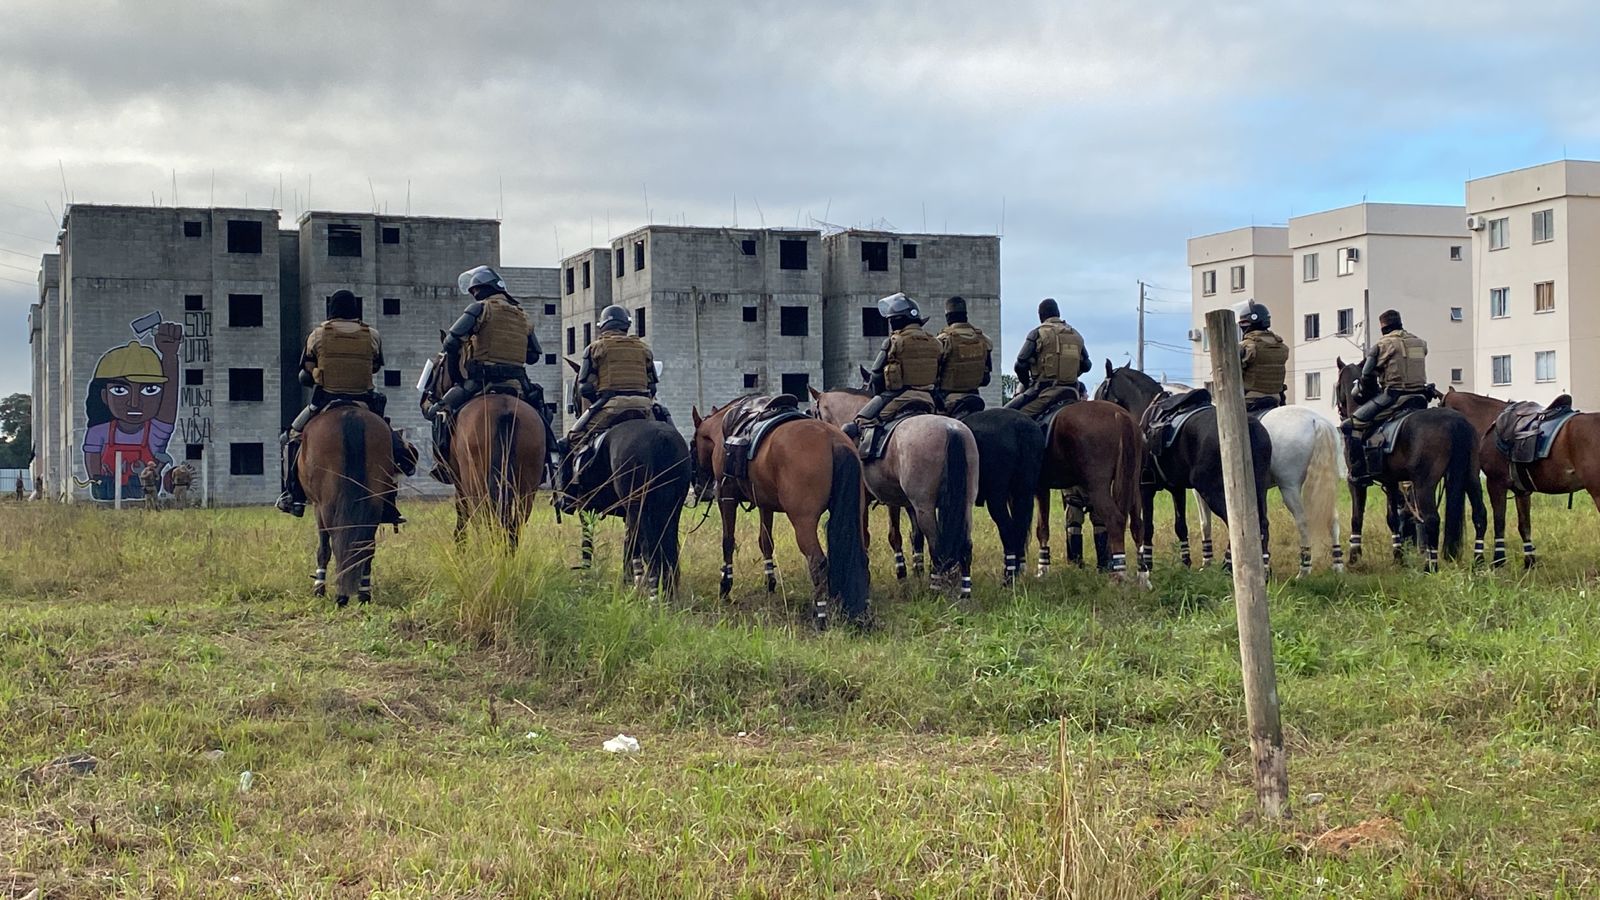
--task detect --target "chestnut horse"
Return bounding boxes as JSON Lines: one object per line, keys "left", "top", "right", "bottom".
{"left": 1032, "top": 398, "right": 1146, "bottom": 584}
{"left": 691, "top": 396, "right": 869, "bottom": 629}
{"left": 297, "top": 403, "right": 398, "bottom": 606}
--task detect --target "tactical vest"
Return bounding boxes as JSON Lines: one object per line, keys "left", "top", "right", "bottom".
{"left": 467, "top": 296, "right": 530, "bottom": 366}
{"left": 1029, "top": 318, "right": 1085, "bottom": 383}
{"left": 1240, "top": 330, "right": 1289, "bottom": 397}
{"left": 591, "top": 332, "right": 653, "bottom": 393}
{"left": 1377, "top": 330, "right": 1428, "bottom": 389}
{"left": 883, "top": 326, "right": 941, "bottom": 391}
{"left": 312, "top": 320, "right": 376, "bottom": 393}
{"left": 938, "top": 322, "right": 992, "bottom": 392}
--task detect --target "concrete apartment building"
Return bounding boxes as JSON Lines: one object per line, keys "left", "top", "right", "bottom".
{"left": 556, "top": 245, "right": 616, "bottom": 430}
{"left": 1288, "top": 204, "right": 1473, "bottom": 415}
{"left": 1466, "top": 160, "right": 1600, "bottom": 406}
{"left": 821, "top": 230, "right": 1003, "bottom": 407}
{"left": 1186, "top": 227, "right": 1293, "bottom": 391}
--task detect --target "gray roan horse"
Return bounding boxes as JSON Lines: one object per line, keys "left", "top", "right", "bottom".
{"left": 811, "top": 388, "right": 980, "bottom": 598}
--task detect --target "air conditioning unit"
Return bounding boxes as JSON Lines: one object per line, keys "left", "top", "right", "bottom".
{"left": 1466, "top": 215, "right": 1487, "bottom": 231}
{"left": 1346, "top": 248, "right": 1359, "bottom": 262}
{"left": 1187, "top": 328, "right": 1202, "bottom": 342}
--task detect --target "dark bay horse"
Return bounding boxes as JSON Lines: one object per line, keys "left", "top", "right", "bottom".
{"left": 1444, "top": 388, "right": 1600, "bottom": 567}
{"left": 811, "top": 388, "right": 979, "bottom": 599}
{"left": 1032, "top": 399, "right": 1145, "bottom": 584}
{"left": 422, "top": 354, "right": 548, "bottom": 544}
{"left": 957, "top": 408, "right": 1047, "bottom": 585}
{"left": 1334, "top": 361, "right": 1485, "bottom": 570}
{"left": 1096, "top": 364, "right": 1272, "bottom": 576}
{"left": 691, "top": 396, "right": 869, "bottom": 628}
{"left": 297, "top": 404, "right": 398, "bottom": 606}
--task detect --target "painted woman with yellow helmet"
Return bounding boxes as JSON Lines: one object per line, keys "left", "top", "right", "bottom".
{"left": 81, "top": 323, "right": 182, "bottom": 501}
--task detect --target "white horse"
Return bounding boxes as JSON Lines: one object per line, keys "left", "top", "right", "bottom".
{"left": 1162, "top": 381, "right": 1345, "bottom": 575}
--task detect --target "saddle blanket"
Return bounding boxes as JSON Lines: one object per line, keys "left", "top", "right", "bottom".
{"left": 722, "top": 395, "right": 809, "bottom": 480}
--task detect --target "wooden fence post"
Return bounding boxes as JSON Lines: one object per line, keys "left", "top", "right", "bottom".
{"left": 1205, "top": 308, "right": 1289, "bottom": 820}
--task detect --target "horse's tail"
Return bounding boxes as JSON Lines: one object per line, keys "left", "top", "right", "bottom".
{"left": 636, "top": 430, "right": 688, "bottom": 594}
{"left": 1441, "top": 416, "right": 1478, "bottom": 560}
{"left": 489, "top": 406, "right": 518, "bottom": 537}
{"left": 932, "top": 427, "right": 972, "bottom": 574}
{"left": 1113, "top": 413, "right": 1143, "bottom": 542}
{"left": 1302, "top": 416, "right": 1342, "bottom": 553}
{"left": 1010, "top": 421, "right": 1046, "bottom": 551}
{"left": 825, "top": 442, "right": 870, "bottom": 622}
{"left": 331, "top": 410, "right": 378, "bottom": 600}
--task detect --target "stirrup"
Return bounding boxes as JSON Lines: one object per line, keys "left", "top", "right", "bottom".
{"left": 275, "top": 492, "right": 305, "bottom": 518}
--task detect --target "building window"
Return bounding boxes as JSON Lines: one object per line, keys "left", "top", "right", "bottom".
{"left": 1490, "top": 287, "right": 1509, "bottom": 319}
{"left": 583, "top": 323, "right": 591, "bottom": 347}
{"left": 744, "top": 373, "right": 758, "bottom": 389}
{"left": 382, "top": 297, "right": 400, "bottom": 316}
{"left": 383, "top": 369, "right": 402, "bottom": 388}
{"left": 861, "top": 241, "right": 889, "bottom": 272}
{"left": 615, "top": 247, "right": 625, "bottom": 277}
{"left": 1303, "top": 313, "right": 1321, "bottom": 341}
{"left": 226, "top": 220, "right": 262, "bottom": 254}
{"left": 1230, "top": 265, "right": 1245, "bottom": 292}
{"left": 1201, "top": 331, "right": 1209, "bottom": 352}
{"left": 634, "top": 239, "right": 646, "bottom": 271}
{"left": 582, "top": 260, "right": 592, "bottom": 289}
{"left": 863, "top": 307, "right": 890, "bottom": 338}
{"left": 1336, "top": 308, "right": 1354, "bottom": 337}
{"left": 1532, "top": 209, "right": 1554, "bottom": 244}
{"left": 779, "top": 239, "right": 808, "bottom": 270}
{"left": 566, "top": 327, "right": 576, "bottom": 355}
{"left": 185, "top": 443, "right": 204, "bottom": 461}
{"left": 184, "top": 368, "right": 204, "bottom": 386}
{"left": 1450, "top": 307, "right": 1463, "bottom": 322}
{"left": 543, "top": 353, "right": 556, "bottom": 366}
{"left": 1535, "top": 350, "right": 1556, "bottom": 383}
{"left": 227, "top": 368, "right": 264, "bottom": 402}
{"left": 1337, "top": 247, "right": 1359, "bottom": 276}
{"left": 779, "top": 306, "right": 809, "bottom": 337}
{"left": 1201, "top": 270, "right": 1217, "bottom": 296}
{"left": 381, "top": 226, "right": 400, "bottom": 245}
{"left": 1450, "top": 368, "right": 1463, "bottom": 384}
{"left": 1491, "top": 355, "right": 1512, "bottom": 386}
{"left": 741, "top": 239, "right": 756, "bottom": 256}
{"left": 635, "top": 307, "right": 647, "bottom": 337}
{"left": 1488, "top": 217, "right": 1509, "bottom": 251}
{"left": 742, "top": 305, "right": 758, "bottom": 323}
{"left": 227, "top": 294, "right": 263, "bottom": 328}
{"left": 565, "top": 267, "right": 575, "bottom": 295}
{"left": 1304, "top": 371, "right": 1321, "bottom": 400}
{"left": 903, "top": 243, "right": 918, "bottom": 259}
{"left": 1450, "top": 245, "right": 1463, "bottom": 261}
{"left": 184, "top": 294, "right": 204, "bottom": 311}
{"left": 183, "top": 221, "right": 203, "bottom": 238}
{"left": 544, "top": 303, "right": 557, "bottom": 316}
{"left": 1535, "top": 281, "right": 1555, "bottom": 313}
{"left": 229, "top": 443, "right": 264, "bottom": 476}
{"left": 327, "top": 224, "right": 362, "bottom": 257}
{"left": 1303, "top": 253, "right": 1318, "bottom": 282}
{"left": 781, "top": 372, "right": 809, "bottom": 398}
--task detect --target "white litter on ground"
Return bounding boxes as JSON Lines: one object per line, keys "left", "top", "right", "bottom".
{"left": 602, "top": 734, "right": 640, "bottom": 754}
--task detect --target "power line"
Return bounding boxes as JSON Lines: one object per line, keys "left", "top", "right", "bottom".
{"left": 0, "top": 228, "right": 51, "bottom": 244}
{"left": 0, "top": 274, "right": 36, "bottom": 287}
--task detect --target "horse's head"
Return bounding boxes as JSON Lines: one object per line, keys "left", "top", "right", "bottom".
{"left": 1093, "top": 359, "right": 1163, "bottom": 417}
{"left": 808, "top": 385, "right": 870, "bottom": 429}
{"left": 1333, "top": 355, "right": 1363, "bottom": 418}
{"left": 418, "top": 351, "right": 453, "bottom": 415}
{"left": 688, "top": 404, "right": 726, "bottom": 502}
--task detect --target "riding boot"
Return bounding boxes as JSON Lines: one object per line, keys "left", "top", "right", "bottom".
{"left": 379, "top": 489, "right": 406, "bottom": 529}
{"left": 552, "top": 444, "right": 579, "bottom": 515}
{"left": 276, "top": 435, "right": 305, "bottom": 517}
{"left": 429, "top": 413, "right": 454, "bottom": 484}
{"left": 389, "top": 425, "right": 418, "bottom": 477}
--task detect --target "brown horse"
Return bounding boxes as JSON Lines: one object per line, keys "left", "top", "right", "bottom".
{"left": 298, "top": 403, "right": 398, "bottom": 606}
{"left": 422, "top": 353, "right": 549, "bottom": 544}
{"left": 690, "top": 396, "right": 869, "bottom": 629}
{"left": 1443, "top": 388, "right": 1600, "bottom": 567}
{"left": 1033, "top": 399, "right": 1146, "bottom": 585}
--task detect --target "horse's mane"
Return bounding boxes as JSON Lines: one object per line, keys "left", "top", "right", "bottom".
{"left": 828, "top": 385, "right": 874, "bottom": 398}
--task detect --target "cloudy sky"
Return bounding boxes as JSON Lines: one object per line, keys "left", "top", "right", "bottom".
{"left": 3, "top": 0, "right": 1598, "bottom": 397}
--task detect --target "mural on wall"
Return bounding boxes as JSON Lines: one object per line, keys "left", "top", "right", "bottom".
{"left": 79, "top": 311, "right": 184, "bottom": 501}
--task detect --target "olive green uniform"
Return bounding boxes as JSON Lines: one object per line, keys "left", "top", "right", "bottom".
{"left": 936, "top": 321, "right": 993, "bottom": 413}
{"left": 1005, "top": 317, "right": 1089, "bottom": 419}
{"left": 856, "top": 324, "right": 942, "bottom": 427}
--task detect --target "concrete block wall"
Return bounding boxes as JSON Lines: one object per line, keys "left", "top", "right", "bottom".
{"left": 500, "top": 265, "right": 562, "bottom": 430}
{"left": 558, "top": 248, "right": 614, "bottom": 428}
{"left": 32, "top": 254, "right": 62, "bottom": 496}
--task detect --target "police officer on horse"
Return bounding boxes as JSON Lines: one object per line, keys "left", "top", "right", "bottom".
{"left": 936, "top": 295, "right": 993, "bottom": 418}
{"left": 556, "top": 304, "right": 667, "bottom": 494}
{"left": 847, "top": 293, "right": 941, "bottom": 440}
{"left": 1005, "top": 298, "right": 1090, "bottom": 420}
{"left": 1345, "top": 308, "right": 1430, "bottom": 444}
{"left": 1235, "top": 299, "right": 1290, "bottom": 415}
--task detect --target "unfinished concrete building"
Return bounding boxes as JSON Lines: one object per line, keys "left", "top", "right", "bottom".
{"left": 556, "top": 246, "right": 615, "bottom": 431}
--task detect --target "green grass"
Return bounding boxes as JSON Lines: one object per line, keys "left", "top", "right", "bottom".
{"left": 2, "top": 492, "right": 1598, "bottom": 897}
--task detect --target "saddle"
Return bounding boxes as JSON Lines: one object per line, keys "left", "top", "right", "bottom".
{"left": 1350, "top": 393, "right": 1432, "bottom": 483}
{"left": 1035, "top": 388, "right": 1083, "bottom": 434}
{"left": 859, "top": 406, "right": 932, "bottom": 462}
{"left": 1141, "top": 389, "right": 1213, "bottom": 456}
{"left": 722, "top": 394, "right": 809, "bottom": 481}
{"left": 943, "top": 393, "right": 986, "bottom": 421}
{"left": 1492, "top": 395, "right": 1578, "bottom": 491}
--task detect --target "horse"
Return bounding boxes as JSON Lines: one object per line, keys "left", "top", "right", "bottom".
{"left": 422, "top": 353, "right": 549, "bottom": 544}
{"left": 1031, "top": 399, "right": 1145, "bottom": 584}
{"left": 1443, "top": 387, "right": 1600, "bottom": 567}
{"left": 690, "top": 396, "right": 869, "bottom": 629}
{"left": 960, "top": 407, "right": 1048, "bottom": 585}
{"left": 810, "top": 388, "right": 979, "bottom": 598}
{"left": 296, "top": 403, "right": 398, "bottom": 607}
{"left": 1095, "top": 363, "right": 1272, "bottom": 575}
{"left": 1333, "top": 360, "right": 1485, "bottom": 570}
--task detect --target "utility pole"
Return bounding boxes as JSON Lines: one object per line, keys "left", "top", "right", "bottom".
{"left": 1136, "top": 280, "right": 1147, "bottom": 371}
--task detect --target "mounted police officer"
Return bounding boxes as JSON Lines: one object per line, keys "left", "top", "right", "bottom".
{"left": 847, "top": 293, "right": 941, "bottom": 439}
{"left": 557, "top": 304, "right": 665, "bottom": 494}
{"left": 278, "top": 289, "right": 415, "bottom": 520}
{"left": 935, "top": 295, "right": 992, "bottom": 417}
{"left": 1345, "top": 308, "right": 1429, "bottom": 442}
{"left": 1235, "top": 299, "right": 1289, "bottom": 415}
{"left": 429, "top": 265, "right": 547, "bottom": 483}
{"left": 1005, "top": 298, "right": 1090, "bottom": 419}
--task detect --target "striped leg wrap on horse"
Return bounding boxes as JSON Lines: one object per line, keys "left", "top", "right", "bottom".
{"left": 960, "top": 575, "right": 972, "bottom": 599}
{"left": 1179, "top": 540, "right": 1191, "bottom": 567}
{"left": 764, "top": 558, "right": 776, "bottom": 592}
{"left": 312, "top": 567, "right": 326, "bottom": 587}
{"left": 1201, "top": 539, "right": 1214, "bottom": 565}
{"left": 1037, "top": 545, "right": 1051, "bottom": 577}
{"left": 894, "top": 552, "right": 907, "bottom": 580}
{"left": 1003, "top": 554, "right": 1018, "bottom": 584}
{"left": 1137, "top": 544, "right": 1153, "bottom": 572}
{"left": 1299, "top": 547, "right": 1312, "bottom": 575}
{"left": 911, "top": 552, "right": 925, "bottom": 575}
{"left": 1110, "top": 552, "right": 1127, "bottom": 574}
{"left": 1349, "top": 533, "right": 1362, "bottom": 552}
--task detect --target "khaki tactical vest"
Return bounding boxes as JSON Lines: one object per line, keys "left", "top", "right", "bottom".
{"left": 1240, "top": 330, "right": 1289, "bottom": 397}
{"left": 311, "top": 320, "right": 377, "bottom": 393}
{"left": 937, "top": 322, "right": 992, "bottom": 392}
{"left": 591, "top": 331, "right": 653, "bottom": 393}
{"left": 1028, "top": 318, "right": 1085, "bottom": 383}
{"left": 467, "top": 296, "right": 530, "bottom": 367}
{"left": 1376, "top": 329, "right": 1428, "bottom": 389}
{"left": 883, "top": 326, "right": 941, "bottom": 391}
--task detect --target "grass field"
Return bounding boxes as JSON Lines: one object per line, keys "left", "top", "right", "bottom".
{"left": 3, "top": 491, "right": 1599, "bottom": 898}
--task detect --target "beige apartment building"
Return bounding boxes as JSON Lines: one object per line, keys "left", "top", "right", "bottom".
{"left": 1186, "top": 226, "right": 1292, "bottom": 391}
{"left": 1466, "top": 160, "right": 1600, "bottom": 406}
{"left": 1288, "top": 203, "right": 1473, "bottom": 419}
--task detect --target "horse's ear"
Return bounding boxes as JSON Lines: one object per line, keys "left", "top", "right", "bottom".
{"left": 692, "top": 406, "right": 702, "bottom": 427}
{"left": 1335, "top": 356, "right": 1345, "bottom": 370}
{"left": 859, "top": 365, "right": 871, "bottom": 382}
{"left": 564, "top": 357, "right": 580, "bottom": 373}
{"left": 808, "top": 386, "right": 822, "bottom": 401}
{"left": 439, "top": 329, "right": 447, "bottom": 344}
{"left": 1104, "top": 358, "right": 1114, "bottom": 379}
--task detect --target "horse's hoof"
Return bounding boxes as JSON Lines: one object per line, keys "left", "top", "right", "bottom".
{"left": 335, "top": 596, "right": 349, "bottom": 608}
{"left": 312, "top": 583, "right": 326, "bottom": 598}
{"left": 1136, "top": 571, "right": 1152, "bottom": 591}
{"left": 766, "top": 577, "right": 777, "bottom": 594}
{"left": 1333, "top": 563, "right": 1345, "bottom": 574}
{"left": 358, "top": 593, "right": 372, "bottom": 604}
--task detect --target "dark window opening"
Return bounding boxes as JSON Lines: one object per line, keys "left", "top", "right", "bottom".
{"left": 744, "top": 373, "right": 758, "bottom": 389}
{"left": 902, "top": 243, "right": 918, "bottom": 259}
{"left": 184, "top": 369, "right": 204, "bottom": 386}
{"left": 228, "top": 368, "right": 264, "bottom": 402}
{"left": 565, "top": 267, "right": 575, "bottom": 295}
{"left": 615, "top": 247, "right": 625, "bottom": 277}
{"left": 582, "top": 261, "right": 591, "bottom": 289}
{"left": 383, "top": 369, "right": 402, "bottom": 388}
{"left": 742, "top": 306, "right": 758, "bottom": 323}
{"left": 781, "top": 373, "right": 809, "bottom": 399}
{"left": 382, "top": 297, "right": 400, "bottom": 316}
{"left": 741, "top": 239, "right": 756, "bottom": 256}
{"left": 184, "top": 294, "right": 204, "bottom": 311}
{"left": 635, "top": 307, "right": 647, "bottom": 337}
{"left": 779, "top": 239, "right": 807, "bottom": 270}
{"left": 183, "top": 221, "right": 203, "bottom": 238}
{"left": 544, "top": 353, "right": 556, "bottom": 366}
{"left": 226, "top": 220, "right": 262, "bottom": 254}
{"left": 185, "top": 443, "right": 204, "bottom": 461}
{"left": 566, "top": 327, "right": 576, "bottom": 355}
{"left": 381, "top": 226, "right": 400, "bottom": 245}
{"left": 583, "top": 323, "right": 592, "bottom": 347}
{"left": 634, "top": 239, "right": 646, "bottom": 271}
{"left": 544, "top": 303, "right": 557, "bottom": 316}
{"left": 228, "top": 294, "right": 263, "bottom": 328}
{"left": 861, "top": 241, "right": 889, "bottom": 272}
{"left": 780, "top": 306, "right": 809, "bottom": 337}
{"left": 861, "top": 307, "right": 889, "bottom": 337}
{"left": 326, "top": 224, "right": 362, "bottom": 257}
{"left": 230, "top": 443, "right": 264, "bottom": 476}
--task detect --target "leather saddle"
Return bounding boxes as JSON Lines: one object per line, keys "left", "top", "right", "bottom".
{"left": 859, "top": 405, "right": 932, "bottom": 462}
{"left": 943, "top": 393, "right": 986, "bottom": 420}
{"left": 1035, "top": 388, "right": 1083, "bottom": 434}
{"left": 722, "top": 394, "right": 808, "bottom": 481}
{"left": 1141, "top": 388, "right": 1213, "bottom": 456}
{"left": 1492, "top": 395, "right": 1577, "bottom": 490}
